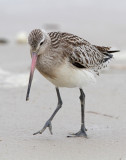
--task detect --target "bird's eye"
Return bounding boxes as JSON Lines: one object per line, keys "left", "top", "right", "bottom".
{"left": 40, "top": 41, "right": 44, "bottom": 46}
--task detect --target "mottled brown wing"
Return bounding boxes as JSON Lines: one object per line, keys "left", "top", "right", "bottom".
{"left": 48, "top": 32, "right": 109, "bottom": 71}
{"left": 60, "top": 32, "right": 104, "bottom": 69}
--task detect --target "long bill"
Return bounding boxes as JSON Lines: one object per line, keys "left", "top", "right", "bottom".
{"left": 26, "top": 52, "right": 38, "bottom": 101}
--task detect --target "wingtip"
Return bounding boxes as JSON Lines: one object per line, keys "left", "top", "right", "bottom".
{"left": 108, "top": 50, "right": 120, "bottom": 53}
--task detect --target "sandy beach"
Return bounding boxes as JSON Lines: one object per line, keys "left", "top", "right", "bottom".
{"left": 0, "top": 0, "right": 126, "bottom": 159}
{"left": 0, "top": 44, "right": 126, "bottom": 160}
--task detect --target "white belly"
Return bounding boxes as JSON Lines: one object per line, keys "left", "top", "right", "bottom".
{"left": 45, "top": 62, "right": 96, "bottom": 88}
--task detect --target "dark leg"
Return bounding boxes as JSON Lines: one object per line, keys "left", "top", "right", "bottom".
{"left": 68, "top": 88, "right": 87, "bottom": 138}
{"left": 33, "top": 87, "right": 62, "bottom": 135}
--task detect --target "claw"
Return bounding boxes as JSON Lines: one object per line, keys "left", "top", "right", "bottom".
{"left": 33, "top": 120, "right": 53, "bottom": 136}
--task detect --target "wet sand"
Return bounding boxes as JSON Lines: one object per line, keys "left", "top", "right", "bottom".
{"left": 0, "top": 44, "right": 126, "bottom": 160}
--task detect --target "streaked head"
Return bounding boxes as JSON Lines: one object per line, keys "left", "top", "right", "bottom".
{"left": 26, "top": 29, "right": 49, "bottom": 101}
{"left": 28, "top": 29, "right": 44, "bottom": 52}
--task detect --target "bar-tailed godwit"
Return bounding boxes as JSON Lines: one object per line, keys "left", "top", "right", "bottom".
{"left": 26, "top": 29, "right": 119, "bottom": 137}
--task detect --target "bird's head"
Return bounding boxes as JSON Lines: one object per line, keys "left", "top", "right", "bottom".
{"left": 26, "top": 29, "right": 50, "bottom": 101}
{"left": 28, "top": 29, "right": 50, "bottom": 55}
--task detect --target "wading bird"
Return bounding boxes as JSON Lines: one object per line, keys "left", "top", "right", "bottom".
{"left": 26, "top": 29, "right": 119, "bottom": 137}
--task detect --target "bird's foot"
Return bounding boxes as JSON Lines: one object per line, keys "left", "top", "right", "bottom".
{"left": 33, "top": 120, "right": 53, "bottom": 135}
{"left": 67, "top": 130, "right": 87, "bottom": 138}
{"left": 67, "top": 125, "right": 87, "bottom": 138}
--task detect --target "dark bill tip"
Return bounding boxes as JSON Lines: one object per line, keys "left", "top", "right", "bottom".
{"left": 26, "top": 72, "right": 33, "bottom": 101}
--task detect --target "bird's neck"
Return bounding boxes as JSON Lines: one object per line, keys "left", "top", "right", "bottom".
{"left": 36, "top": 51, "right": 61, "bottom": 79}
